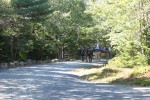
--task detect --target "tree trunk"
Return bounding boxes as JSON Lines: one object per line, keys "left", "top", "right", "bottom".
{"left": 61, "top": 45, "right": 64, "bottom": 60}
{"left": 10, "top": 36, "right": 14, "bottom": 61}
{"left": 57, "top": 47, "right": 61, "bottom": 60}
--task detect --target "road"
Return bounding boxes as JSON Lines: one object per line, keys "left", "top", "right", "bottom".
{"left": 0, "top": 61, "right": 150, "bottom": 100}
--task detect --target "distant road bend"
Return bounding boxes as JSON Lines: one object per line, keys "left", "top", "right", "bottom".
{"left": 0, "top": 61, "right": 150, "bottom": 100}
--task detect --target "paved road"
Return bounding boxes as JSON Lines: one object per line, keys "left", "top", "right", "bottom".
{"left": 0, "top": 61, "right": 150, "bottom": 100}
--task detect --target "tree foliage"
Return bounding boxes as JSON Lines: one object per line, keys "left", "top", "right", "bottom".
{"left": 0, "top": 0, "right": 93, "bottom": 61}
{"left": 86, "top": 0, "right": 150, "bottom": 67}
{"left": 0, "top": 0, "right": 149, "bottom": 67}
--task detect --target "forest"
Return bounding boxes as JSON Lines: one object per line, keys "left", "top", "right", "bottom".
{"left": 0, "top": 0, "right": 150, "bottom": 68}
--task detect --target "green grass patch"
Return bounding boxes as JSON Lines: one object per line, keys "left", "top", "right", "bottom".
{"left": 81, "top": 68, "right": 119, "bottom": 81}
{"left": 111, "top": 77, "right": 150, "bottom": 86}
{"left": 73, "top": 64, "right": 150, "bottom": 87}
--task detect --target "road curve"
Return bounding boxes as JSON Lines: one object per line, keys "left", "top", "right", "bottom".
{"left": 0, "top": 61, "right": 150, "bottom": 100}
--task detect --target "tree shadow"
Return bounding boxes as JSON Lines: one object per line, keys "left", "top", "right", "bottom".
{"left": 79, "top": 65, "right": 103, "bottom": 69}
{"left": 0, "top": 62, "right": 150, "bottom": 100}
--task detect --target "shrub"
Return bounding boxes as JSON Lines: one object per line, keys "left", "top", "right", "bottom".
{"left": 134, "top": 53, "right": 148, "bottom": 66}
{"left": 108, "top": 53, "right": 148, "bottom": 68}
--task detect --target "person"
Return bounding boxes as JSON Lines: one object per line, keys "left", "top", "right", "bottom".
{"left": 108, "top": 47, "right": 111, "bottom": 52}
{"left": 92, "top": 44, "right": 101, "bottom": 61}
{"left": 103, "top": 46, "right": 106, "bottom": 51}
{"left": 94, "top": 43, "right": 100, "bottom": 52}
{"left": 105, "top": 46, "right": 111, "bottom": 52}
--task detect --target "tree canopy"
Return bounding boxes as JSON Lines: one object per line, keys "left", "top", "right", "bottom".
{"left": 0, "top": 0, "right": 150, "bottom": 67}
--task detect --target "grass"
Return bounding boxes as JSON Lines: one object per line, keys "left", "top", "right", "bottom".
{"left": 81, "top": 68, "right": 119, "bottom": 81}
{"left": 73, "top": 65, "right": 150, "bottom": 86}
{"left": 111, "top": 77, "right": 150, "bottom": 86}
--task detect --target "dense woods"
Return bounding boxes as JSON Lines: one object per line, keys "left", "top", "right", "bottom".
{"left": 0, "top": 0, "right": 150, "bottom": 67}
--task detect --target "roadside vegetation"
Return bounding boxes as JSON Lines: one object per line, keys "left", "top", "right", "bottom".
{"left": 0, "top": 0, "right": 150, "bottom": 84}
{"left": 73, "top": 64, "right": 150, "bottom": 86}
{"left": 72, "top": 0, "right": 150, "bottom": 87}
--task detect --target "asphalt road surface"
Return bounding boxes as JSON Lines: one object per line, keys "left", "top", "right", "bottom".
{"left": 0, "top": 61, "right": 150, "bottom": 100}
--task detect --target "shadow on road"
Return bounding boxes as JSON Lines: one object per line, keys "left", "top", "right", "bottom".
{"left": 0, "top": 61, "right": 150, "bottom": 100}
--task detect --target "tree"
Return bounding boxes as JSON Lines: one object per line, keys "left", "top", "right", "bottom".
{"left": 11, "top": 0, "right": 53, "bottom": 21}
{"left": 10, "top": 0, "right": 54, "bottom": 60}
{"left": 0, "top": 0, "right": 18, "bottom": 62}
{"left": 47, "top": 0, "right": 93, "bottom": 60}
{"left": 85, "top": 0, "right": 150, "bottom": 67}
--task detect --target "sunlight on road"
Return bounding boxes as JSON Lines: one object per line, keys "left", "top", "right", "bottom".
{"left": 0, "top": 61, "right": 150, "bottom": 100}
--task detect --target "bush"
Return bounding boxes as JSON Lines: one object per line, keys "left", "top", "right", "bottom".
{"left": 134, "top": 53, "right": 148, "bottom": 66}
{"left": 132, "top": 66, "right": 150, "bottom": 76}
{"left": 108, "top": 53, "right": 148, "bottom": 68}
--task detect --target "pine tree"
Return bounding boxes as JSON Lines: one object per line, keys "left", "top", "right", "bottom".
{"left": 11, "top": 0, "right": 53, "bottom": 21}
